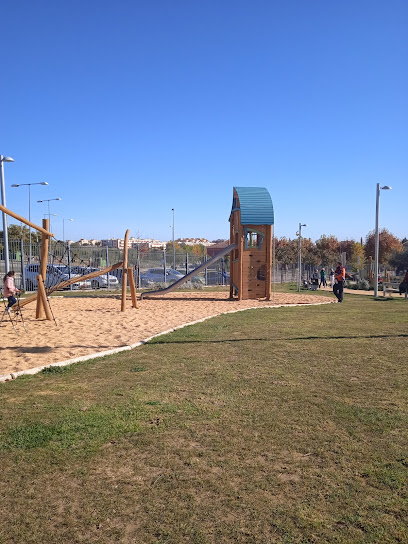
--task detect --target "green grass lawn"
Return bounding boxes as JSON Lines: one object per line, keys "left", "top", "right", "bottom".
{"left": 0, "top": 292, "right": 407, "bottom": 543}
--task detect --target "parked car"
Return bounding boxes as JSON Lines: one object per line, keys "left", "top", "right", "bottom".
{"left": 139, "top": 272, "right": 155, "bottom": 287}
{"left": 142, "top": 268, "right": 185, "bottom": 284}
{"left": 143, "top": 267, "right": 204, "bottom": 285}
{"left": 70, "top": 266, "right": 120, "bottom": 289}
{"left": 24, "top": 264, "right": 91, "bottom": 291}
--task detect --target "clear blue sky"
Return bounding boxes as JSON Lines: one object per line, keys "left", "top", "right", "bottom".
{"left": 2, "top": 0, "right": 407, "bottom": 243}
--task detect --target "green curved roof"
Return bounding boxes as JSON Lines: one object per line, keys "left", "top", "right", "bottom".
{"left": 231, "top": 187, "right": 274, "bottom": 225}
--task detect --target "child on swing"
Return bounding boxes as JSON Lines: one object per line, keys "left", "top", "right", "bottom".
{"left": 3, "top": 271, "right": 20, "bottom": 312}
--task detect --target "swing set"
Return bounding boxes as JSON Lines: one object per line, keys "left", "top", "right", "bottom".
{"left": 0, "top": 203, "right": 137, "bottom": 333}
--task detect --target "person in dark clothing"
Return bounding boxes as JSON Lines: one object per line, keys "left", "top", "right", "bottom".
{"left": 319, "top": 268, "right": 327, "bottom": 288}
{"left": 333, "top": 262, "right": 345, "bottom": 303}
{"left": 399, "top": 269, "right": 408, "bottom": 295}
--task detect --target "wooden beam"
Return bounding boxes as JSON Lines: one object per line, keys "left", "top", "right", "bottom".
{"left": 20, "top": 261, "right": 124, "bottom": 307}
{"left": 0, "top": 203, "right": 53, "bottom": 237}
{"left": 36, "top": 219, "right": 50, "bottom": 319}
{"left": 238, "top": 227, "right": 244, "bottom": 301}
{"left": 37, "top": 275, "right": 53, "bottom": 321}
{"left": 128, "top": 267, "right": 138, "bottom": 308}
{"left": 121, "top": 229, "right": 130, "bottom": 312}
{"left": 265, "top": 225, "right": 272, "bottom": 300}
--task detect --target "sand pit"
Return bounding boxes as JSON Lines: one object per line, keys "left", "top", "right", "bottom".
{"left": 0, "top": 291, "right": 331, "bottom": 378}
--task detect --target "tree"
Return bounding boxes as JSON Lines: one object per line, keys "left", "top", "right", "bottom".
{"left": 314, "top": 235, "right": 340, "bottom": 266}
{"left": 274, "top": 237, "right": 298, "bottom": 265}
{"left": 302, "top": 238, "right": 320, "bottom": 266}
{"left": 0, "top": 224, "right": 41, "bottom": 243}
{"left": 349, "top": 241, "right": 365, "bottom": 271}
{"left": 389, "top": 248, "right": 408, "bottom": 275}
{"left": 364, "top": 229, "right": 403, "bottom": 265}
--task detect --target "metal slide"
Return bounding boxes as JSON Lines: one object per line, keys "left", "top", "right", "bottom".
{"left": 141, "top": 243, "right": 237, "bottom": 299}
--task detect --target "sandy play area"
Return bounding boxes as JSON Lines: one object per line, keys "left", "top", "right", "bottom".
{"left": 0, "top": 291, "right": 331, "bottom": 378}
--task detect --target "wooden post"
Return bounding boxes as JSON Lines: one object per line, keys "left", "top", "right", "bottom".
{"left": 229, "top": 218, "right": 234, "bottom": 299}
{"left": 128, "top": 267, "right": 138, "bottom": 308}
{"left": 36, "top": 219, "right": 50, "bottom": 319}
{"left": 121, "top": 229, "right": 130, "bottom": 312}
{"left": 37, "top": 274, "right": 53, "bottom": 321}
{"left": 238, "top": 226, "right": 244, "bottom": 301}
{"left": 265, "top": 224, "right": 272, "bottom": 300}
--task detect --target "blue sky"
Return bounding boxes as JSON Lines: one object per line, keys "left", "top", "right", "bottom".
{"left": 2, "top": 0, "right": 407, "bottom": 243}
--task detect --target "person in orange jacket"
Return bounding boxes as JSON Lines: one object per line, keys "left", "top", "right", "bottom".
{"left": 333, "top": 261, "right": 346, "bottom": 303}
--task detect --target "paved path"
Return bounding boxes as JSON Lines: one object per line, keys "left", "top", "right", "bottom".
{"left": 319, "top": 286, "right": 374, "bottom": 296}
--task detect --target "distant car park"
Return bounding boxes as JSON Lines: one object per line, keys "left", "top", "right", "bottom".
{"left": 70, "top": 266, "right": 120, "bottom": 289}
{"left": 24, "top": 264, "right": 91, "bottom": 291}
{"left": 142, "top": 267, "right": 204, "bottom": 285}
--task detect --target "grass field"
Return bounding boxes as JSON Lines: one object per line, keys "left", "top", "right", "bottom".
{"left": 0, "top": 289, "right": 407, "bottom": 543}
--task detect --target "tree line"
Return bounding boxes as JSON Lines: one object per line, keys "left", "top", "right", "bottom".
{"left": 275, "top": 229, "right": 407, "bottom": 272}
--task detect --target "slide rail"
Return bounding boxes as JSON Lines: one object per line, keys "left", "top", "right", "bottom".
{"left": 141, "top": 243, "right": 237, "bottom": 299}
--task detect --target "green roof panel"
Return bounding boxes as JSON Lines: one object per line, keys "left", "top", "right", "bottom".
{"left": 232, "top": 187, "right": 274, "bottom": 225}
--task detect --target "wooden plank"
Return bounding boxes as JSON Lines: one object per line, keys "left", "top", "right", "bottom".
{"left": 20, "top": 262, "right": 124, "bottom": 307}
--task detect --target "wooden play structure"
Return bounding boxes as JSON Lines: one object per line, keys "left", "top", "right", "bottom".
{"left": 0, "top": 203, "right": 137, "bottom": 319}
{"left": 2, "top": 185, "right": 275, "bottom": 313}
{"left": 229, "top": 187, "right": 274, "bottom": 300}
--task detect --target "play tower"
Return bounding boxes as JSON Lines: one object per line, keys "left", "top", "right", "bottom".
{"left": 229, "top": 187, "right": 274, "bottom": 300}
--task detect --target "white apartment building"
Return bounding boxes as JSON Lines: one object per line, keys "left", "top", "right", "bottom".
{"left": 176, "top": 237, "right": 212, "bottom": 246}
{"left": 101, "top": 237, "right": 166, "bottom": 249}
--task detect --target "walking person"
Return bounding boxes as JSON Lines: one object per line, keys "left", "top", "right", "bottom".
{"left": 333, "top": 262, "right": 346, "bottom": 303}
{"left": 319, "top": 267, "right": 327, "bottom": 288}
{"left": 3, "top": 271, "right": 20, "bottom": 312}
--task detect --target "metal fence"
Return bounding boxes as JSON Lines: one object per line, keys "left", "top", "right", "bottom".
{"left": 0, "top": 238, "right": 230, "bottom": 291}
{"left": 1, "top": 237, "right": 379, "bottom": 292}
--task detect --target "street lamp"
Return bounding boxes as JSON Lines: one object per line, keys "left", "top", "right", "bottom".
{"left": 297, "top": 223, "right": 308, "bottom": 292}
{"left": 63, "top": 218, "right": 74, "bottom": 242}
{"left": 0, "top": 155, "right": 14, "bottom": 273}
{"left": 171, "top": 208, "right": 175, "bottom": 269}
{"left": 37, "top": 198, "right": 62, "bottom": 234}
{"left": 374, "top": 184, "right": 392, "bottom": 297}
{"left": 11, "top": 182, "right": 49, "bottom": 263}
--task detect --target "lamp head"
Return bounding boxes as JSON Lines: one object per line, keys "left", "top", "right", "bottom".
{"left": 2, "top": 157, "right": 14, "bottom": 162}
{"left": 11, "top": 184, "right": 20, "bottom": 187}
{"left": 56, "top": 197, "right": 62, "bottom": 201}
{"left": 41, "top": 182, "right": 49, "bottom": 186}
{"left": 380, "top": 186, "right": 392, "bottom": 190}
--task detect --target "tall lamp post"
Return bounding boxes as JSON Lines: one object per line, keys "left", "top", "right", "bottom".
{"left": 0, "top": 155, "right": 14, "bottom": 273}
{"left": 11, "top": 182, "right": 49, "bottom": 263}
{"left": 297, "top": 223, "right": 308, "bottom": 292}
{"left": 374, "top": 184, "right": 392, "bottom": 297}
{"left": 63, "top": 218, "right": 74, "bottom": 242}
{"left": 37, "top": 197, "right": 61, "bottom": 234}
{"left": 171, "top": 208, "right": 175, "bottom": 269}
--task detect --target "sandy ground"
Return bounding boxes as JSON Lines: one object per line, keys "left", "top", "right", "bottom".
{"left": 0, "top": 291, "right": 330, "bottom": 377}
